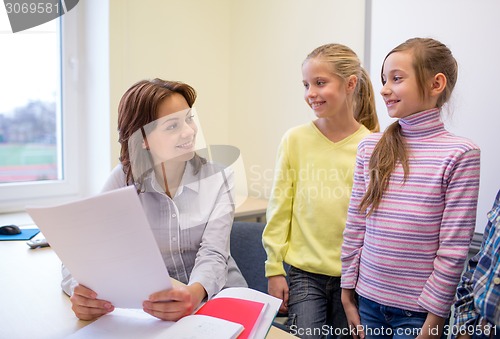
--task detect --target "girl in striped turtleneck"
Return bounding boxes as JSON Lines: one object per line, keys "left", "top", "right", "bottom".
{"left": 341, "top": 38, "right": 481, "bottom": 339}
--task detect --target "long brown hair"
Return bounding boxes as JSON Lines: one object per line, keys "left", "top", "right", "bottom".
{"left": 359, "top": 38, "right": 458, "bottom": 215}
{"left": 117, "top": 78, "right": 204, "bottom": 191}
{"left": 304, "top": 43, "right": 380, "bottom": 132}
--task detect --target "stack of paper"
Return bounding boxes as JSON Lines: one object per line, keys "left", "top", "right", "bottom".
{"left": 26, "top": 186, "right": 172, "bottom": 308}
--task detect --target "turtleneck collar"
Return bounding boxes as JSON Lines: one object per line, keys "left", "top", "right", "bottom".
{"left": 398, "top": 108, "right": 445, "bottom": 139}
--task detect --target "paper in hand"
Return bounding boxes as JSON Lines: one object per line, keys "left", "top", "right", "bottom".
{"left": 26, "top": 186, "right": 172, "bottom": 308}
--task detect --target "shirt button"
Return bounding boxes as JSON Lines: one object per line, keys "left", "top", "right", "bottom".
{"left": 172, "top": 237, "right": 177, "bottom": 242}
{"left": 494, "top": 277, "right": 500, "bottom": 285}
{"left": 172, "top": 213, "right": 177, "bottom": 218}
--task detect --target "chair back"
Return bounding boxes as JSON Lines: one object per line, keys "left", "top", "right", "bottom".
{"left": 230, "top": 221, "right": 268, "bottom": 293}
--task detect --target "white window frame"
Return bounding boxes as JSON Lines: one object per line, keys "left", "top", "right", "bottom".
{"left": 0, "top": 0, "right": 110, "bottom": 214}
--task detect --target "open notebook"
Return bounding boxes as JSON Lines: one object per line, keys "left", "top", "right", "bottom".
{"left": 66, "top": 287, "right": 282, "bottom": 339}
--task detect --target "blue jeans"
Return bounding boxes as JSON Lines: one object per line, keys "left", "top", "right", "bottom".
{"left": 286, "top": 266, "right": 349, "bottom": 339}
{"left": 358, "top": 295, "right": 427, "bottom": 339}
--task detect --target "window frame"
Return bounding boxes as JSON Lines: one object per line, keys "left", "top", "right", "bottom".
{"left": 0, "top": 2, "right": 109, "bottom": 213}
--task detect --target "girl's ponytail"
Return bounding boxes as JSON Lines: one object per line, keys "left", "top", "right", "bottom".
{"left": 358, "top": 121, "right": 409, "bottom": 215}
{"left": 355, "top": 67, "right": 379, "bottom": 132}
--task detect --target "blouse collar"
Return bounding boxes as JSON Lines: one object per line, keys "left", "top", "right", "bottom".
{"left": 145, "top": 160, "right": 198, "bottom": 197}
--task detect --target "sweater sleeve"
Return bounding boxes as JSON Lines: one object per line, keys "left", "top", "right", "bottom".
{"left": 262, "top": 135, "right": 293, "bottom": 277}
{"left": 418, "top": 148, "right": 481, "bottom": 318}
{"left": 188, "top": 167, "right": 235, "bottom": 299}
{"left": 341, "top": 141, "right": 368, "bottom": 289}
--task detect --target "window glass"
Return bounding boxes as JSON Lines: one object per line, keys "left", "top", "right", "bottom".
{"left": 0, "top": 7, "right": 85, "bottom": 214}
{"left": 0, "top": 15, "right": 60, "bottom": 184}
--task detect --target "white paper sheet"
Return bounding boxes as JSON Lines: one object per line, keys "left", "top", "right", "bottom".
{"left": 26, "top": 186, "right": 172, "bottom": 308}
{"left": 65, "top": 309, "right": 175, "bottom": 338}
{"left": 65, "top": 309, "right": 243, "bottom": 339}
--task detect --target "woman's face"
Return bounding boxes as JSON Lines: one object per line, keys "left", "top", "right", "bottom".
{"left": 145, "top": 93, "right": 198, "bottom": 164}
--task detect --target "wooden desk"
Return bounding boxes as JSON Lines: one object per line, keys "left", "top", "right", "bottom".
{"left": 0, "top": 233, "right": 292, "bottom": 338}
{"left": 234, "top": 197, "right": 268, "bottom": 222}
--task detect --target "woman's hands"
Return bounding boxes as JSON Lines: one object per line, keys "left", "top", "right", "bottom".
{"left": 143, "top": 282, "right": 207, "bottom": 321}
{"left": 70, "top": 282, "right": 207, "bottom": 322}
{"left": 70, "top": 284, "right": 115, "bottom": 321}
{"left": 268, "top": 275, "right": 289, "bottom": 314}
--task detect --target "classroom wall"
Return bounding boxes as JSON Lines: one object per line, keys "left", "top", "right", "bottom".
{"left": 109, "top": 0, "right": 233, "bottom": 164}
{"left": 108, "top": 0, "right": 367, "bottom": 200}
{"left": 108, "top": 1, "right": 495, "bottom": 236}
{"left": 367, "top": 0, "right": 500, "bottom": 234}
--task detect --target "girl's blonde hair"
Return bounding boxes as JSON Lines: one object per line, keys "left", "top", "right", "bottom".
{"left": 304, "top": 43, "right": 380, "bottom": 132}
{"left": 359, "top": 38, "right": 458, "bottom": 215}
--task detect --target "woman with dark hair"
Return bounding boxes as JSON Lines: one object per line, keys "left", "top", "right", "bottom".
{"left": 62, "top": 78, "right": 246, "bottom": 322}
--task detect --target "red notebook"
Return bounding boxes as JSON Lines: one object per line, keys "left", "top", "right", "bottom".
{"left": 195, "top": 297, "right": 267, "bottom": 339}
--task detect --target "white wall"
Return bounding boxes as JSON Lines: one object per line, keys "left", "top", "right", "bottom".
{"left": 368, "top": 0, "right": 500, "bottom": 234}
{"left": 228, "top": 0, "right": 366, "bottom": 199}
{"left": 109, "top": 0, "right": 366, "bottom": 200}
{"left": 109, "top": 0, "right": 233, "bottom": 167}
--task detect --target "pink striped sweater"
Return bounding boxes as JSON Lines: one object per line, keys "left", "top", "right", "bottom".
{"left": 341, "top": 108, "right": 481, "bottom": 318}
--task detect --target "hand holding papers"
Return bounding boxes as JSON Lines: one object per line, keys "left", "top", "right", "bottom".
{"left": 26, "top": 186, "right": 172, "bottom": 309}
{"left": 66, "top": 287, "right": 282, "bottom": 339}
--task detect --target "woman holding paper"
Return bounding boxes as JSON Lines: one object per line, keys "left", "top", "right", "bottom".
{"left": 62, "top": 78, "right": 246, "bottom": 321}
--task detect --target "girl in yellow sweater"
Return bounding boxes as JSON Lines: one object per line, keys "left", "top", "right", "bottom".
{"left": 262, "top": 43, "right": 379, "bottom": 339}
